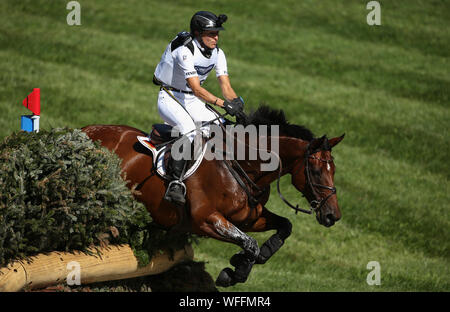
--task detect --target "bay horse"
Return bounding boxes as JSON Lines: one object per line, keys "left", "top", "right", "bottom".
{"left": 82, "top": 106, "right": 344, "bottom": 287}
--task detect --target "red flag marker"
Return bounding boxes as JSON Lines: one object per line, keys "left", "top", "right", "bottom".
{"left": 22, "top": 88, "right": 40, "bottom": 115}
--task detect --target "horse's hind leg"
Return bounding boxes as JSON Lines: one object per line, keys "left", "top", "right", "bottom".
{"left": 201, "top": 212, "right": 259, "bottom": 287}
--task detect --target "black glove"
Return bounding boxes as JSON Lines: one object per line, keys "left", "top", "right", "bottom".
{"left": 231, "top": 97, "right": 245, "bottom": 111}
{"left": 224, "top": 96, "right": 245, "bottom": 116}
{"left": 223, "top": 100, "right": 240, "bottom": 117}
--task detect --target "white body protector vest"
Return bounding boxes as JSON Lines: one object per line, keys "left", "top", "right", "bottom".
{"left": 154, "top": 32, "right": 228, "bottom": 92}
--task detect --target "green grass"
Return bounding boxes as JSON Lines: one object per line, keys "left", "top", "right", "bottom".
{"left": 0, "top": 0, "right": 449, "bottom": 291}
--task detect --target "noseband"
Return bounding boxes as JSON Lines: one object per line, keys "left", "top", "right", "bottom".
{"left": 277, "top": 143, "right": 336, "bottom": 215}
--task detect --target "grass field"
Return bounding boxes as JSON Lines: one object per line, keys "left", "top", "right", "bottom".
{"left": 0, "top": 0, "right": 449, "bottom": 291}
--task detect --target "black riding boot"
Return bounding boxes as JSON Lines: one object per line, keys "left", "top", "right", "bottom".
{"left": 164, "top": 157, "right": 187, "bottom": 206}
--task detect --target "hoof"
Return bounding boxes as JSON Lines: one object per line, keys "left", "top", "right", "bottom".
{"left": 215, "top": 267, "right": 236, "bottom": 287}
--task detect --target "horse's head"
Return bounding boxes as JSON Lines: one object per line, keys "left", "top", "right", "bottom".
{"left": 291, "top": 134, "right": 345, "bottom": 227}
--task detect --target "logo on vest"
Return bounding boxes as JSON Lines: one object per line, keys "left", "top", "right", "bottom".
{"left": 194, "top": 64, "right": 215, "bottom": 76}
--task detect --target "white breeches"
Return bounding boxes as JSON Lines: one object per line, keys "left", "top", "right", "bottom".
{"left": 157, "top": 90, "right": 222, "bottom": 142}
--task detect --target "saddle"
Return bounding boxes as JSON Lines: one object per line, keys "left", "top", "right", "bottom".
{"left": 149, "top": 124, "right": 176, "bottom": 146}
{"left": 137, "top": 124, "right": 207, "bottom": 180}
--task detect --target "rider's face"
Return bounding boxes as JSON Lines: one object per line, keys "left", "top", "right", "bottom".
{"left": 200, "top": 31, "right": 219, "bottom": 49}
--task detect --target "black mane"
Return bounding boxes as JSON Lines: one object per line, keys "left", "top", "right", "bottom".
{"left": 242, "top": 105, "right": 314, "bottom": 142}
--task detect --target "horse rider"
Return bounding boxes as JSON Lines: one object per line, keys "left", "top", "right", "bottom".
{"left": 153, "top": 11, "right": 245, "bottom": 206}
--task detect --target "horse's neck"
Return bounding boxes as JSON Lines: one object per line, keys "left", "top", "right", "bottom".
{"left": 236, "top": 136, "right": 306, "bottom": 187}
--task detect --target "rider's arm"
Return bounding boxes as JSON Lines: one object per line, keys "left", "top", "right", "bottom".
{"left": 215, "top": 48, "right": 237, "bottom": 102}
{"left": 217, "top": 75, "right": 237, "bottom": 101}
{"left": 187, "top": 76, "right": 226, "bottom": 108}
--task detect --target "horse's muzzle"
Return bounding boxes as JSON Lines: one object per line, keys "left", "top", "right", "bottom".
{"left": 317, "top": 210, "right": 340, "bottom": 227}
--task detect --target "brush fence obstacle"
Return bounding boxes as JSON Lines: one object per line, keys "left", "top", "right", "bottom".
{"left": 2, "top": 90, "right": 194, "bottom": 291}
{"left": 0, "top": 244, "right": 193, "bottom": 291}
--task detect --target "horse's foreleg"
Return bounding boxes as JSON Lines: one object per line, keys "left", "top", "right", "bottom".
{"left": 201, "top": 212, "right": 259, "bottom": 287}
{"left": 245, "top": 208, "right": 292, "bottom": 265}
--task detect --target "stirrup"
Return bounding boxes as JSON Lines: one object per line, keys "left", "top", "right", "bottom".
{"left": 167, "top": 180, "right": 187, "bottom": 196}
{"left": 164, "top": 180, "right": 186, "bottom": 205}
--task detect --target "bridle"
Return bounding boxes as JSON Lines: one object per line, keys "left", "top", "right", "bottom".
{"left": 304, "top": 148, "right": 337, "bottom": 213}
{"left": 277, "top": 142, "right": 336, "bottom": 215}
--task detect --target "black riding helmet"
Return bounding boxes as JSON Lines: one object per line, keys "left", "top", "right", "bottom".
{"left": 190, "top": 11, "right": 227, "bottom": 35}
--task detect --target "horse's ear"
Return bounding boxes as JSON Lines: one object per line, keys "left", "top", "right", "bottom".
{"left": 329, "top": 133, "right": 345, "bottom": 148}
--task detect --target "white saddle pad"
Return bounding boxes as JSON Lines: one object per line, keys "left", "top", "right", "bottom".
{"left": 137, "top": 136, "right": 207, "bottom": 181}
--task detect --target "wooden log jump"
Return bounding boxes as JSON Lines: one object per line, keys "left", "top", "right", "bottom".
{"left": 0, "top": 244, "right": 193, "bottom": 291}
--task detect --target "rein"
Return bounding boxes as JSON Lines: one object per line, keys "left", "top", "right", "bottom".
{"left": 276, "top": 154, "right": 314, "bottom": 215}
